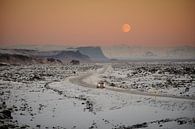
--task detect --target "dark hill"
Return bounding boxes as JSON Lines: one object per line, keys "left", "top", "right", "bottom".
{"left": 77, "top": 47, "right": 108, "bottom": 61}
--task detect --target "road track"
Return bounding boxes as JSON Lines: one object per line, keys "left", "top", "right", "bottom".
{"left": 69, "top": 64, "right": 195, "bottom": 101}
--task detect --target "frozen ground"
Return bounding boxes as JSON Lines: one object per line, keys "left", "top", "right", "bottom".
{"left": 0, "top": 63, "right": 195, "bottom": 129}
{"left": 100, "top": 62, "right": 195, "bottom": 99}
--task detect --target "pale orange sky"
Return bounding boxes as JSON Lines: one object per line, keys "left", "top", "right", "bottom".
{"left": 0, "top": 0, "right": 195, "bottom": 46}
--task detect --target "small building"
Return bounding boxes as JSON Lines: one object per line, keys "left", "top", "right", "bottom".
{"left": 97, "top": 81, "right": 105, "bottom": 88}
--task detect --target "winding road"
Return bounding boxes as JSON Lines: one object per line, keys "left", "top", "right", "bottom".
{"left": 69, "top": 64, "right": 195, "bottom": 101}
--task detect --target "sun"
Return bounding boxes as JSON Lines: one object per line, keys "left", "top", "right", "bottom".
{"left": 122, "top": 24, "right": 131, "bottom": 32}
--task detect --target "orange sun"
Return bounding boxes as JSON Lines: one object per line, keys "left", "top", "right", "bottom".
{"left": 122, "top": 24, "right": 131, "bottom": 32}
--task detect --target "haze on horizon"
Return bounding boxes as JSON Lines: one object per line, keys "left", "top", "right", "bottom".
{"left": 0, "top": 0, "right": 195, "bottom": 47}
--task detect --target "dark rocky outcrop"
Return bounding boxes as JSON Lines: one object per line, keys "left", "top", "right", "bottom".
{"left": 0, "top": 48, "right": 91, "bottom": 64}
{"left": 77, "top": 47, "right": 108, "bottom": 61}
{"left": 0, "top": 110, "right": 12, "bottom": 119}
{"left": 70, "top": 60, "right": 80, "bottom": 65}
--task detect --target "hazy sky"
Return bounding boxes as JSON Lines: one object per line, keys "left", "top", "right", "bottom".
{"left": 0, "top": 0, "right": 195, "bottom": 47}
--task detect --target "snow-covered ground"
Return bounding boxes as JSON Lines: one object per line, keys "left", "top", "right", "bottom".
{"left": 0, "top": 63, "right": 195, "bottom": 129}
{"left": 100, "top": 62, "right": 195, "bottom": 98}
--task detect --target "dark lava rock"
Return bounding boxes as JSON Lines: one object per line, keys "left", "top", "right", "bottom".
{"left": 192, "top": 118, "right": 195, "bottom": 123}
{"left": 0, "top": 125, "right": 9, "bottom": 129}
{"left": 131, "top": 122, "right": 148, "bottom": 128}
{"left": 36, "top": 125, "right": 41, "bottom": 128}
{"left": 30, "top": 74, "right": 42, "bottom": 81}
{"left": 159, "top": 124, "right": 163, "bottom": 127}
{"left": 110, "top": 83, "right": 115, "bottom": 87}
{"left": 177, "top": 119, "right": 187, "bottom": 125}
{"left": 0, "top": 110, "right": 12, "bottom": 119}
{"left": 119, "top": 122, "right": 148, "bottom": 129}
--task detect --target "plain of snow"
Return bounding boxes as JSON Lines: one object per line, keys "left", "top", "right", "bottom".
{"left": 0, "top": 63, "right": 195, "bottom": 129}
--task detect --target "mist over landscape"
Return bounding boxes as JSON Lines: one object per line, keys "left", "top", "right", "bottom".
{"left": 1, "top": 45, "right": 195, "bottom": 64}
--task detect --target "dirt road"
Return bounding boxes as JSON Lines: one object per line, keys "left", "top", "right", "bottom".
{"left": 69, "top": 64, "right": 195, "bottom": 101}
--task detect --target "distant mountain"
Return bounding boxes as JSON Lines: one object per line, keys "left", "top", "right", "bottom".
{"left": 39, "top": 50, "right": 90, "bottom": 61}
{"left": 144, "top": 51, "right": 156, "bottom": 57}
{"left": 77, "top": 47, "right": 108, "bottom": 61}
{"left": 166, "top": 46, "right": 195, "bottom": 59}
{"left": 0, "top": 46, "right": 109, "bottom": 61}
{"left": 0, "top": 53, "right": 62, "bottom": 65}
{"left": 102, "top": 45, "right": 195, "bottom": 60}
{"left": 0, "top": 49, "right": 37, "bottom": 56}
{"left": 1, "top": 45, "right": 194, "bottom": 63}
{"left": 0, "top": 49, "right": 90, "bottom": 64}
